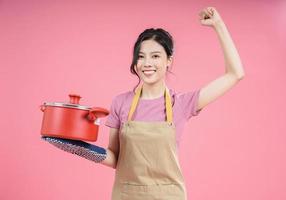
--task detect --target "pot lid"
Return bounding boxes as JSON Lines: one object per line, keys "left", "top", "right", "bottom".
{"left": 43, "top": 94, "right": 92, "bottom": 110}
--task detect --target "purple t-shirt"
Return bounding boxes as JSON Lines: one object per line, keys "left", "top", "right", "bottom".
{"left": 104, "top": 88, "right": 202, "bottom": 149}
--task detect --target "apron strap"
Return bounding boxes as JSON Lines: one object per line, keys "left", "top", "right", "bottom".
{"left": 127, "top": 86, "right": 142, "bottom": 122}
{"left": 165, "top": 87, "right": 173, "bottom": 124}
{"left": 127, "top": 85, "right": 173, "bottom": 124}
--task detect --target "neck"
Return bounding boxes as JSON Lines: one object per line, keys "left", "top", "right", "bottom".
{"left": 141, "top": 81, "right": 166, "bottom": 99}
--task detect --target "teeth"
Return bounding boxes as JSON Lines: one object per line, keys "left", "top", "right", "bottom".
{"left": 143, "top": 70, "right": 156, "bottom": 75}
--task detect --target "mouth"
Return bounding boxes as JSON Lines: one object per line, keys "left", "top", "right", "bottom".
{"left": 142, "top": 70, "right": 157, "bottom": 75}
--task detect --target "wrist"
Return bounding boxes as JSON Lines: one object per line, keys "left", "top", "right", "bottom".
{"left": 213, "top": 20, "right": 226, "bottom": 30}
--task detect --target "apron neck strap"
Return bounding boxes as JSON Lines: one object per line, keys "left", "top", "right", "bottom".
{"left": 127, "top": 85, "right": 173, "bottom": 124}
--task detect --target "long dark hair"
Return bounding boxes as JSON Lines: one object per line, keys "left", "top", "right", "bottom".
{"left": 130, "top": 28, "right": 175, "bottom": 92}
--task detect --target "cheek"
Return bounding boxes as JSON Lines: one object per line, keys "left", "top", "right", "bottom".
{"left": 155, "top": 68, "right": 167, "bottom": 79}
{"left": 135, "top": 62, "right": 141, "bottom": 70}
{"left": 134, "top": 65, "right": 140, "bottom": 73}
{"left": 159, "top": 68, "right": 167, "bottom": 76}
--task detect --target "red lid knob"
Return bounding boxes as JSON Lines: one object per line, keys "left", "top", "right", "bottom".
{"left": 69, "top": 94, "right": 81, "bottom": 104}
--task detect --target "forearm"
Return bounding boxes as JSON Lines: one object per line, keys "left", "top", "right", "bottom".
{"left": 214, "top": 21, "right": 245, "bottom": 78}
{"left": 100, "top": 148, "right": 118, "bottom": 169}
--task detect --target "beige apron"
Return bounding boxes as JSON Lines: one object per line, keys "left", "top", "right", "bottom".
{"left": 111, "top": 85, "right": 187, "bottom": 200}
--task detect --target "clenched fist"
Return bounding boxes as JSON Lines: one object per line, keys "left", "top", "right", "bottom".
{"left": 199, "top": 7, "right": 224, "bottom": 28}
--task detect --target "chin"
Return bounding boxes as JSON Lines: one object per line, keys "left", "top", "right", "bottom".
{"left": 141, "top": 78, "right": 161, "bottom": 86}
{"left": 139, "top": 74, "right": 165, "bottom": 85}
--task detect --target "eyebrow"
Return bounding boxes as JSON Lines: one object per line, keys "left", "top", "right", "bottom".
{"left": 139, "top": 51, "right": 162, "bottom": 54}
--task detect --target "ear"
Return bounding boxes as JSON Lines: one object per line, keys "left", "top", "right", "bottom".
{"left": 167, "top": 56, "right": 173, "bottom": 67}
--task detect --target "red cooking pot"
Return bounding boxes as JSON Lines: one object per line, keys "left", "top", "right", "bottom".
{"left": 40, "top": 94, "right": 109, "bottom": 141}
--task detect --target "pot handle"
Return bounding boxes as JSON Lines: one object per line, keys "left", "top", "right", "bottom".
{"left": 40, "top": 105, "right": 45, "bottom": 112}
{"left": 69, "top": 94, "right": 81, "bottom": 104}
{"left": 87, "top": 107, "right": 109, "bottom": 122}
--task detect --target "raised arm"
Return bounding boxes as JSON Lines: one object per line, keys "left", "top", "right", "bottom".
{"left": 197, "top": 7, "right": 245, "bottom": 111}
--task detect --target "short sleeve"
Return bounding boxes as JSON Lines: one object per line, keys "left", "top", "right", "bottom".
{"left": 104, "top": 96, "right": 121, "bottom": 129}
{"left": 177, "top": 88, "right": 203, "bottom": 120}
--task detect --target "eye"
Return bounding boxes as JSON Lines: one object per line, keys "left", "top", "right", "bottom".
{"left": 138, "top": 55, "right": 144, "bottom": 59}
{"left": 153, "top": 55, "right": 160, "bottom": 58}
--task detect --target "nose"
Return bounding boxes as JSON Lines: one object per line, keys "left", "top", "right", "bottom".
{"left": 143, "top": 59, "right": 152, "bottom": 67}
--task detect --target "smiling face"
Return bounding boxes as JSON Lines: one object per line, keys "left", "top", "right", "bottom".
{"left": 135, "top": 39, "right": 172, "bottom": 86}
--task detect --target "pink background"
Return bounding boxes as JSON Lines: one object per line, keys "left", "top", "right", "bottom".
{"left": 1, "top": 0, "right": 285, "bottom": 199}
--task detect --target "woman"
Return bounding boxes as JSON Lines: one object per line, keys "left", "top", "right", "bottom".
{"left": 42, "top": 7, "right": 245, "bottom": 199}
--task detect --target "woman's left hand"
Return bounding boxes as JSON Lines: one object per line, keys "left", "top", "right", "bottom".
{"left": 199, "top": 7, "right": 224, "bottom": 28}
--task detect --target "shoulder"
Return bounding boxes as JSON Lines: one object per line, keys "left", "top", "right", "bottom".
{"left": 170, "top": 88, "right": 199, "bottom": 97}
{"left": 170, "top": 88, "right": 202, "bottom": 118}
{"left": 114, "top": 90, "right": 134, "bottom": 101}
{"left": 169, "top": 88, "right": 200, "bottom": 104}
{"left": 111, "top": 90, "right": 135, "bottom": 107}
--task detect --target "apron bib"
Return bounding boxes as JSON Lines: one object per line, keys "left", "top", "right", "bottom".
{"left": 111, "top": 85, "right": 187, "bottom": 200}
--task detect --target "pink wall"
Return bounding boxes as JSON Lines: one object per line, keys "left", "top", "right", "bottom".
{"left": 1, "top": 0, "right": 285, "bottom": 199}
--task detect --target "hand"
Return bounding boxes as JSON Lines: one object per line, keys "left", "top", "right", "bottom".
{"left": 41, "top": 136, "right": 107, "bottom": 163}
{"left": 199, "top": 7, "right": 224, "bottom": 28}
